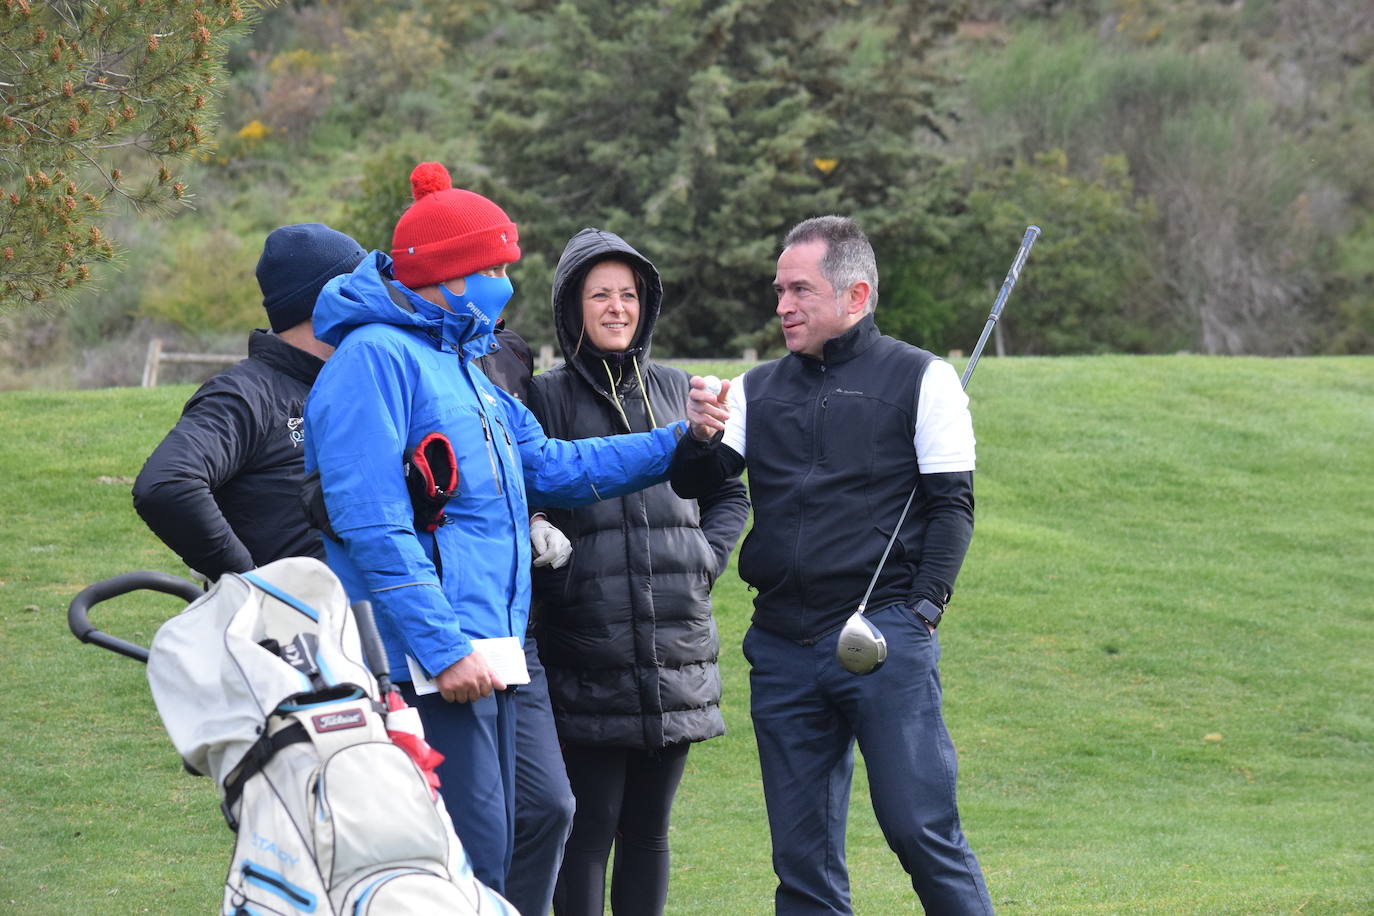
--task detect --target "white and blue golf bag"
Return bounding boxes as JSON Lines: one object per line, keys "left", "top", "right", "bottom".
{"left": 145, "top": 556, "right": 518, "bottom": 915}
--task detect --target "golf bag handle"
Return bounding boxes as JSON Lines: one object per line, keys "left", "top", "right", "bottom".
{"left": 68, "top": 571, "right": 204, "bottom": 664}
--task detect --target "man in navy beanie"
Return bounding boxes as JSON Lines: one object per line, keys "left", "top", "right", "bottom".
{"left": 133, "top": 223, "right": 366, "bottom": 581}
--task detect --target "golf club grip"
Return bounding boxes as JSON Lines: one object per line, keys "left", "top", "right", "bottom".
{"left": 67, "top": 570, "right": 205, "bottom": 664}
{"left": 991, "top": 225, "right": 1040, "bottom": 321}
{"left": 350, "top": 599, "right": 391, "bottom": 688}
{"left": 960, "top": 225, "right": 1041, "bottom": 389}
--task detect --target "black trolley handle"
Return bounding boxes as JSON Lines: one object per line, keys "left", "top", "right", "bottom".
{"left": 67, "top": 571, "right": 204, "bottom": 664}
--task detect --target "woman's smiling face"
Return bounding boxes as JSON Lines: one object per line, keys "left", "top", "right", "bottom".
{"left": 580, "top": 259, "right": 640, "bottom": 353}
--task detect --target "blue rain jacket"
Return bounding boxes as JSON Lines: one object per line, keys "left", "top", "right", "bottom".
{"left": 304, "top": 253, "right": 684, "bottom": 681}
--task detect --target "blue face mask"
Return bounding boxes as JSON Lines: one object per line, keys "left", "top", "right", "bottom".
{"left": 438, "top": 271, "right": 514, "bottom": 332}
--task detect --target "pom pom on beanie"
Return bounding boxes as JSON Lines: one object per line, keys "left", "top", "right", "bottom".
{"left": 390, "top": 162, "right": 521, "bottom": 288}
{"left": 409, "top": 161, "right": 453, "bottom": 198}
{"left": 256, "top": 223, "right": 367, "bottom": 333}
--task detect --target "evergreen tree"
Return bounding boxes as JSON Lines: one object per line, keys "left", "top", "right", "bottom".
{"left": 476, "top": 0, "right": 964, "bottom": 355}
{"left": 0, "top": 0, "right": 260, "bottom": 311}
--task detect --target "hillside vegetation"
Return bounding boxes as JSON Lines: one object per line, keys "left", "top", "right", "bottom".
{"left": 3, "top": 0, "right": 1373, "bottom": 389}
{"left": 1, "top": 355, "right": 1370, "bottom": 913}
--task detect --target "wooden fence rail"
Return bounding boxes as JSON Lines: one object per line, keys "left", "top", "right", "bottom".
{"left": 141, "top": 338, "right": 240, "bottom": 387}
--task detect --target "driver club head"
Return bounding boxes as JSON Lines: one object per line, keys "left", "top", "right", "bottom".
{"left": 837, "top": 610, "right": 887, "bottom": 675}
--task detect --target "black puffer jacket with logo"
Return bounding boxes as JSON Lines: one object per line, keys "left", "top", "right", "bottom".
{"left": 528, "top": 229, "right": 749, "bottom": 749}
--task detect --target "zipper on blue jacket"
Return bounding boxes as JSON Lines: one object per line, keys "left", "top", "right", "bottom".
{"left": 498, "top": 416, "right": 517, "bottom": 466}
{"left": 478, "top": 412, "right": 504, "bottom": 496}
{"left": 483, "top": 407, "right": 522, "bottom": 634}
{"left": 462, "top": 349, "right": 523, "bottom": 637}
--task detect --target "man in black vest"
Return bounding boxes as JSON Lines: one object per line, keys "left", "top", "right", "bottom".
{"left": 672, "top": 216, "right": 994, "bottom": 914}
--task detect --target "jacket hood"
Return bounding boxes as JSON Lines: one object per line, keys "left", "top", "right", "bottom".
{"left": 313, "top": 250, "right": 496, "bottom": 355}
{"left": 551, "top": 228, "right": 663, "bottom": 386}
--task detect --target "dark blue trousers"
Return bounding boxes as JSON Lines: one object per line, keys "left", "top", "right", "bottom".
{"left": 744, "top": 604, "right": 994, "bottom": 915}
{"left": 507, "top": 637, "right": 576, "bottom": 916}
{"left": 400, "top": 681, "right": 517, "bottom": 895}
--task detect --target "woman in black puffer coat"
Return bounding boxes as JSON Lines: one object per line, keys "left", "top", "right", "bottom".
{"left": 528, "top": 228, "right": 749, "bottom": 916}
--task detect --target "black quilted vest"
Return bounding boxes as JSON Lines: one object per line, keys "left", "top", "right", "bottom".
{"left": 739, "top": 316, "right": 935, "bottom": 641}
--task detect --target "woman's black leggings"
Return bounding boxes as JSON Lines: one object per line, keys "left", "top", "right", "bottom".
{"left": 552, "top": 741, "right": 691, "bottom": 916}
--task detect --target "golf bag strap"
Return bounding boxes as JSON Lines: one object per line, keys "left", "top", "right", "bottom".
{"left": 220, "top": 721, "right": 310, "bottom": 832}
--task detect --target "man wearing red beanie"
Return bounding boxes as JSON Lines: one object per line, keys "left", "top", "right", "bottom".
{"left": 303, "top": 163, "right": 727, "bottom": 897}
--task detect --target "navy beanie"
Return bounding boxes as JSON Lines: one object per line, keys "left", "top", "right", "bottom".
{"left": 256, "top": 223, "right": 367, "bottom": 333}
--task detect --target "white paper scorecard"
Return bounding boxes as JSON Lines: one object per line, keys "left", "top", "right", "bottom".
{"left": 406, "top": 636, "right": 531, "bottom": 695}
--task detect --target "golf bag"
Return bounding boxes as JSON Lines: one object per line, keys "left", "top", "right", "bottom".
{"left": 144, "top": 556, "right": 517, "bottom": 915}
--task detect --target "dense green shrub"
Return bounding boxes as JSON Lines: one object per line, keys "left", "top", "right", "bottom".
{"left": 1319, "top": 213, "right": 1374, "bottom": 354}
{"left": 960, "top": 27, "right": 1336, "bottom": 354}
{"left": 7, "top": 0, "right": 1374, "bottom": 388}
{"left": 138, "top": 230, "right": 261, "bottom": 333}
{"left": 882, "top": 151, "right": 1175, "bottom": 356}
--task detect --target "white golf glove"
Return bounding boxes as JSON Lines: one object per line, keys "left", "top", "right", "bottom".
{"left": 530, "top": 516, "right": 572, "bottom": 569}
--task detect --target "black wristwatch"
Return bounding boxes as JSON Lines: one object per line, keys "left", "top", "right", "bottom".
{"left": 914, "top": 599, "right": 944, "bottom": 629}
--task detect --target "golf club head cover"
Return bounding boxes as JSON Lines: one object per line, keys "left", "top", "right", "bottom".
{"left": 383, "top": 689, "right": 444, "bottom": 799}
{"left": 404, "top": 431, "right": 459, "bottom": 533}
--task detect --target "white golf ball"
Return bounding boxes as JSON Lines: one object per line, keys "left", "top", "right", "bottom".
{"left": 701, "top": 375, "right": 722, "bottom": 397}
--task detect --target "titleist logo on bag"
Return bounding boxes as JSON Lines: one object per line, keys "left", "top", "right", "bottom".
{"left": 312, "top": 709, "right": 366, "bottom": 732}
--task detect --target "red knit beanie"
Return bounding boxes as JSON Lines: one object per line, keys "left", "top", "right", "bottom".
{"left": 390, "top": 162, "right": 521, "bottom": 288}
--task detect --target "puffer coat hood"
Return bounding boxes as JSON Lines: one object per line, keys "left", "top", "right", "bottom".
{"left": 551, "top": 228, "right": 663, "bottom": 380}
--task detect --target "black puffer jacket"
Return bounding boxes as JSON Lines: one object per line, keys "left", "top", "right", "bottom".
{"left": 528, "top": 229, "right": 749, "bottom": 749}
{"left": 132, "top": 330, "right": 325, "bottom": 580}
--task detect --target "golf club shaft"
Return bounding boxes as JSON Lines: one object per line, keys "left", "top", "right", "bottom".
{"left": 960, "top": 225, "right": 1041, "bottom": 389}
{"left": 351, "top": 599, "right": 393, "bottom": 695}
{"left": 852, "top": 225, "right": 1041, "bottom": 620}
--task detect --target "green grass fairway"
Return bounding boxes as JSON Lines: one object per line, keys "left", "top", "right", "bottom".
{"left": 1, "top": 355, "right": 1371, "bottom": 914}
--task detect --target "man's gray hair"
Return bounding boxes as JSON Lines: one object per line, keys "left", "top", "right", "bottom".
{"left": 782, "top": 216, "right": 879, "bottom": 313}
